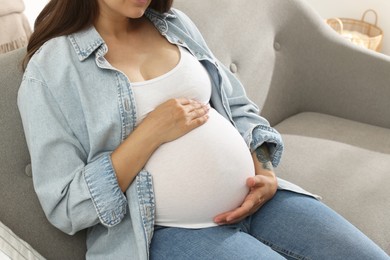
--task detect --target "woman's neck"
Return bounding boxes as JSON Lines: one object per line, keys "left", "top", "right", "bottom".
{"left": 95, "top": 15, "right": 146, "bottom": 40}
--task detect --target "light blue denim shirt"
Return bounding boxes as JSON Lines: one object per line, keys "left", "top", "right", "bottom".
{"left": 18, "top": 8, "right": 311, "bottom": 260}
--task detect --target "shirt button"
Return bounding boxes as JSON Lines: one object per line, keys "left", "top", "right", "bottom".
{"left": 177, "top": 39, "right": 184, "bottom": 44}
{"left": 230, "top": 63, "right": 238, "bottom": 73}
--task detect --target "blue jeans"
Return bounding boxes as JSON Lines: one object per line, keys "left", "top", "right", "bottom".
{"left": 150, "top": 191, "right": 389, "bottom": 259}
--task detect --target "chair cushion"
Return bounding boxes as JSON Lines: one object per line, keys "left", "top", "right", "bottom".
{"left": 274, "top": 112, "right": 390, "bottom": 253}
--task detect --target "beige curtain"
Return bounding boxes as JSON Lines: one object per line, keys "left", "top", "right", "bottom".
{"left": 0, "top": 0, "right": 32, "bottom": 54}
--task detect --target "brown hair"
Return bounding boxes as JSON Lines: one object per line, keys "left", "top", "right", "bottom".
{"left": 24, "top": 0, "right": 173, "bottom": 67}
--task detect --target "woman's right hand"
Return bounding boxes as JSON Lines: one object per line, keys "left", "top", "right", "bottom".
{"left": 138, "top": 98, "right": 210, "bottom": 145}
{"left": 111, "top": 98, "right": 209, "bottom": 192}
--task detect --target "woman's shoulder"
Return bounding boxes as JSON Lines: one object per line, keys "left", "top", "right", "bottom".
{"left": 25, "top": 35, "right": 77, "bottom": 81}
{"left": 28, "top": 35, "right": 74, "bottom": 68}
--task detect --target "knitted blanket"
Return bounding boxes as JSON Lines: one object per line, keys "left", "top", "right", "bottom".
{"left": 0, "top": 0, "right": 32, "bottom": 54}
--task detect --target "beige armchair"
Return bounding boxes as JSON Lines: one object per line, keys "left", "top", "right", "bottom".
{"left": 174, "top": 0, "right": 390, "bottom": 253}
{"left": 0, "top": 0, "right": 389, "bottom": 258}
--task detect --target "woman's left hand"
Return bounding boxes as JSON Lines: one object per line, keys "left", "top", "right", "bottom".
{"left": 213, "top": 173, "right": 277, "bottom": 225}
{"left": 214, "top": 146, "right": 278, "bottom": 225}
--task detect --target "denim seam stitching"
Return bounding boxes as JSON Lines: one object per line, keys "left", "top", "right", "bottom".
{"left": 256, "top": 235, "right": 312, "bottom": 260}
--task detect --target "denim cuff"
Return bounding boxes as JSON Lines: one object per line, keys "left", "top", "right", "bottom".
{"left": 84, "top": 152, "right": 127, "bottom": 227}
{"left": 245, "top": 125, "right": 284, "bottom": 167}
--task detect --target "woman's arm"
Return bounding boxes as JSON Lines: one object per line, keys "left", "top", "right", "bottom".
{"left": 19, "top": 65, "right": 209, "bottom": 233}
{"left": 18, "top": 75, "right": 121, "bottom": 234}
{"left": 214, "top": 144, "right": 278, "bottom": 225}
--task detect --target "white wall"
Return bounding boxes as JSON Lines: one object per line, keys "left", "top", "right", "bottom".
{"left": 304, "top": 0, "right": 390, "bottom": 55}
{"left": 24, "top": 0, "right": 48, "bottom": 29}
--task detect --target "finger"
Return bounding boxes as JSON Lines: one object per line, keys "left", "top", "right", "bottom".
{"left": 189, "top": 105, "right": 209, "bottom": 119}
{"left": 246, "top": 175, "right": 265, "bottom": 188}
{"left": 185, "top": 100, "right": 204, "bottom": 112}
{"left": 214, "top": 211, "right": 234, "bottom": 224}
{"left": 214, "top": 199, "right": 256, "bottom": 225}
{"left": 214, "top": 210, "right": 238, "bottom": 225}
{"left": 225, "top": 200, "right": 256, "bottom": 222}
{"left": 175, "top": 97, "right": 192, "bottom": 105}
{"left": 185, "top": 100, "right": 208, "bottom": 111}
{"left": 188, "top": 114, "right": 209, "bottom": 129}
{"left": 246, "top": 177, "right": 256, "bottom": 188}
{"left": 177, "top": 98, "right": 206, "bottom": 107}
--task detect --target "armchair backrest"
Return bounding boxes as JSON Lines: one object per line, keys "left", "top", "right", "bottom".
{"left": 174, "top": 0, "right": 327, "bottom": 125}
{"left": 174, "top": 0, "right": 390, "bottom": 129}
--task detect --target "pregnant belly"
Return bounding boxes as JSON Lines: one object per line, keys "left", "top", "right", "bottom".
{"left": 145, "top": 108, "right": 255, "bottom": 228}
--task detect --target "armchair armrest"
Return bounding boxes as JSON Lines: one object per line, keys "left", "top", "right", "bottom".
{"left": 261, "top": 0, "right": 390, "bottom": 128}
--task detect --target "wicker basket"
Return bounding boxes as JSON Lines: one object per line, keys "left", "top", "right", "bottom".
{"left": 326, "top": 9, "right": 383, "bottom": 52}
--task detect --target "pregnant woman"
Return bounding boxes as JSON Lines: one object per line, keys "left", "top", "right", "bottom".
{"left": 18, "top": 0, "right": 389, "bottom": 259}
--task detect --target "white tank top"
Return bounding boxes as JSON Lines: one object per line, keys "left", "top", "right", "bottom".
{"left": 132, "top": 46, "right": 255, "bottom": 228}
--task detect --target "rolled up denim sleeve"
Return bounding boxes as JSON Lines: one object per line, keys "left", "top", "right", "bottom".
{"left": 18, "top": 73, "right": 127, "bottom": 235}
{"left": 84, "top": 152, "right": 127, "bottom": 227}
{"left": 245, "top": 125, "right": 284, "bottom": 167}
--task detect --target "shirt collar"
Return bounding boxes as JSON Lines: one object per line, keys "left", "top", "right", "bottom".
{"left": 68, "top": 26, "right": 105, "bottom": 61}
{"left": 68, "top": 8, "right": 177, "bottom": 61}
